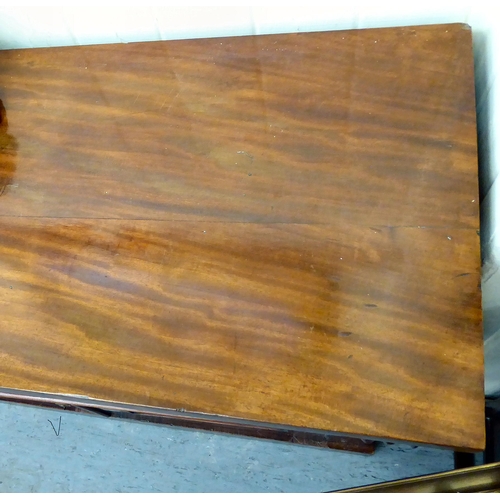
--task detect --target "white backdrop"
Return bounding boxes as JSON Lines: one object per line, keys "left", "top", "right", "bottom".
{"left": 0, "top": 1, "right": 499, "bottom": 395}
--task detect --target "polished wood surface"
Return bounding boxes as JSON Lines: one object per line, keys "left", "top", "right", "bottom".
{"left": 0, "top": 23, "right": 483, "bottom": 451}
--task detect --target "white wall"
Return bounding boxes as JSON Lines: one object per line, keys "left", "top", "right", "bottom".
{"left": 1, "top": 2, "right": 499, "bottom": 395}
{"left": 0, "top": 4, "right": 476, "bottom": 49}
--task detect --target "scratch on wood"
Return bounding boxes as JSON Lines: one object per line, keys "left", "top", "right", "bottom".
{"left": 160, "top": 90, "right": 180, "bottom": 113}
{"left": 237, "top": 151, "right": 254, "bottom": 162}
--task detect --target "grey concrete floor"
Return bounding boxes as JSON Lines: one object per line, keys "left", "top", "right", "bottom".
{"left": 0, "top": 401, "right": 454, "bottom": 492}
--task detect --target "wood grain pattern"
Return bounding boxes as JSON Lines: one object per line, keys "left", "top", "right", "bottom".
{"left": 0, "top": 23, "right": 483, "bottom": 451}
